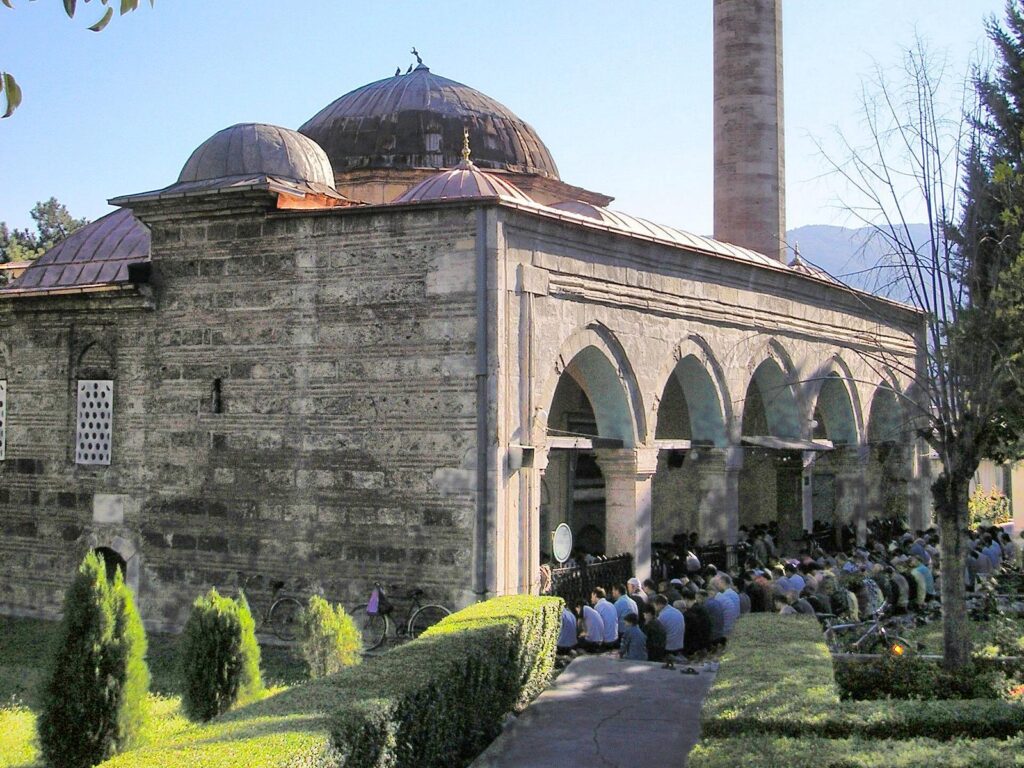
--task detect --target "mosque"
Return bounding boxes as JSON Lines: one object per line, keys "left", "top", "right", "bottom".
{"left": 0, "top": 1, "right": 926, "bottom": 627}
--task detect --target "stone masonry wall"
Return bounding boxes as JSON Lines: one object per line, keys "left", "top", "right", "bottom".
{"left": 0, "top": 203, "right": 481, "bottom": 630}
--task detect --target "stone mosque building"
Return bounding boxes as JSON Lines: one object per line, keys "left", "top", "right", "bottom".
{"left": 0, "top": 1, "right": 926, "bottom": 627}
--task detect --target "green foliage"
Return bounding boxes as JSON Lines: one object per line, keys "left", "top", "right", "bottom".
{"left": 179, "top": 589, "right": 263, "bottom": 722}
{"left": 697, "top": 614, "right": 1024, "bottom": 767}
{"left": 98, "top": 595, "right": 562, "bottom": 768}
{"left": 968, "top": 485, "right": 1012, "bottom": 526}
{"left": 1, "top": 1, "right": 153, "bottom": 118}
{"left": 689, "top": 734, "right": 1024, "bottom": 768}
{"left": 299, "top": 596, "right": 361, "bottom": 679}
{"left": 37, "top": 551, "right": 151, "bottom": 768}
{"left": 833, "top": 654, "right": 1004, "bottom": 701}
{"left": 0, "top": 198, "right": 88, "bottom": 263}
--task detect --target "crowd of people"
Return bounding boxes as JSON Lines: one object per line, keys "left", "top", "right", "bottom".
{"left": 552, "top": 516, "right": 1024, "bottom": 664}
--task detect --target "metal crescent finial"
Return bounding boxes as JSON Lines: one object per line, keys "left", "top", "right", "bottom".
{"left": 411, "top": 47, "right": 423, "bottom": 66}
{"left": 462, "top": 127, "right": 472, "bottom": 163}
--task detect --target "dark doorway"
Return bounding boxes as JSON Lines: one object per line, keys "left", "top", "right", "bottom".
{"left": 94, "top": 546, "right": 126, "bottom": 582}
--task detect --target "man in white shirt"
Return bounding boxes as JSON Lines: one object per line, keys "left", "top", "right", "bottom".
{"left": 590, "top": 587, "right": 619, "bottom": 649}
{"left": 577, "top": 599, "right": 605, "bottom": 653}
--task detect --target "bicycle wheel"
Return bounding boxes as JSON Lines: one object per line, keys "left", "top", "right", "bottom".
{"left": 408, "top": 604, "right": 451, "bottom": 638}
{"left": 350, "top": 605, "right": 389, "bottom": 651}
{"left": 268, "top": 596, "right": 303, "bottom": 641}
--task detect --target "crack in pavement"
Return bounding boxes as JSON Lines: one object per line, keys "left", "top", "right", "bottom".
{"left": 590, "top": 703, "right": 632, "bottom": 768}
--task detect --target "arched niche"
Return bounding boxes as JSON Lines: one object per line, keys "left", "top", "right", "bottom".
{"left": 813, "top": 373, "right": 858, "bottom": 446}
{"left": 656, "top": 354, "right": 728, "bottom": 447}
{"left": 742, "top": 358, "right": 801, "bottom": 440}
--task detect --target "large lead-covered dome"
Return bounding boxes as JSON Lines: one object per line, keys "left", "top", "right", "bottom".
{"left": 299, "top": 65, "right": 559, "bottom": 179}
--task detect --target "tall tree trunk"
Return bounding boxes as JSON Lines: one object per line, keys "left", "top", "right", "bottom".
{"left": 935, "top": 471, "right": 971, "bottom": 670}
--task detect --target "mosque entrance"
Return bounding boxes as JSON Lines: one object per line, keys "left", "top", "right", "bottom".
{"left": 542, "top": 382, "right": 608, "bottom": 558}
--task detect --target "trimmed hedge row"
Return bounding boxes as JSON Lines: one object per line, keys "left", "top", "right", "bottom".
{"left": 689, "top": 735, "right": 1024, "bottom": 768}
{"left": 99, "top": 595, "right": 563, "bottom": 768}
{"left": 701, "top": 615, "right": 1024, "bottom": 741}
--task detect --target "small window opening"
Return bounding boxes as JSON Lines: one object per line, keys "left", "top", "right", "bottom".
{"left": 212, "top": 378, "right": 223, "bottom": 414}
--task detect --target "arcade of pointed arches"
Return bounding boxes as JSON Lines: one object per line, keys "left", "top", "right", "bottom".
{"left": 530, "top": 326, "right": 925, "bottom": 582}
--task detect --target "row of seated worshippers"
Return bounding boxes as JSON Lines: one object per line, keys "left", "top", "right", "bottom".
{"left": 554, "top": 520, "right": 1024, "bottom": 662}
{"left": 555, "top": 574, "right": 742, "bottom": 662}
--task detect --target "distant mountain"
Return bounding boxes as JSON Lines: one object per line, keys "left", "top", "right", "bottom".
{"left": 785, "top": 224, "right": 932, "bottom": 299}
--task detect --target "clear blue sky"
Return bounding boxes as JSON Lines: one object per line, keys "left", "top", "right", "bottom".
{"left": 0, "top": 0, "right": 1003, "bottom": 234}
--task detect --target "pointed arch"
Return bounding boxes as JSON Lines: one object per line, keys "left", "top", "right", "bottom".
{"left": 804, "top": 354, "right": 864, "bottom": 446}
{"left": 741, "top": 340, "right": 801, "bottom": 439}
{"left": 535, "top": 324, "right": 644, "bottom": 447}
{"left": 650, "top": 335, "right": 730, "bottom": 447}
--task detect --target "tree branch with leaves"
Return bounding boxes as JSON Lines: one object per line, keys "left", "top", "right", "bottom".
{"left": 1, "top": 0, "right": 153, "bottom": 118}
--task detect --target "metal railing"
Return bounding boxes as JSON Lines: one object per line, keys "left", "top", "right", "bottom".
{"left": 550, "top": 553, "right": 634, "bottom": 607}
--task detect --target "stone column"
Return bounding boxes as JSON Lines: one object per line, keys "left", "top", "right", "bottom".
{"left": 526, "top": 448, "right": 550, "bottom": 595}
{"left": 910, "top": 439, "right": 933, "bottom": 530}
{"left": 595, "top": 447, "right": 660, "bottom": 582}
{"left": 697, "top": 447, "right": 742, "bottom": 545}
{"left": 835, "top": 445, "right": 869, "bottom": 546}
{"left": 801, "top": 451, "right": 817, "bottom": 532}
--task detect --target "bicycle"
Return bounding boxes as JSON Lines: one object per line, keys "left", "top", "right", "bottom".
{"left": 231, "top": 572, "right": 304, "bottom": 642}
{"left": 823, "top": 601, "right": 919, "bottom": 656}
{"left": 350, "top": 582, "right": 451, "bottom": 651}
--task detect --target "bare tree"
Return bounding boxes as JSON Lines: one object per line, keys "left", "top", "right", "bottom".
{"left": 819, "top": 39, "right": 1022, "bottom": 670}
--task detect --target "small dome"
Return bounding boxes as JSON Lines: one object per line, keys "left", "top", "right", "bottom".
{"left": 179, "top": 123, "right": 336, "bottom": 188}
{"left": 300, "top": 65, "right": 558, "bottom": 178}
{"left": 393, "top": 158, "right": 534, "bottom": 205}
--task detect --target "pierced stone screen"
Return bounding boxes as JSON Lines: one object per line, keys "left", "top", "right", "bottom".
{"left": 0, "top": 380, "right": 6, "bottom": 461}
{"left": 76, "top": 380, "right": 113, "bottom": 466}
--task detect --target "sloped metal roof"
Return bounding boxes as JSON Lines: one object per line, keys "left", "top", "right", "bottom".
{"left": 549, "top": 200, "right": 783, "bottom": 269}
{"left": 2, "top": 208, "right": 149, "bottom": 293}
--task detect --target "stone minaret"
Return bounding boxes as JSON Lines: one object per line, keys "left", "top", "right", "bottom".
{"left": 713, "top": 0, "right": 786, "bottom": 262}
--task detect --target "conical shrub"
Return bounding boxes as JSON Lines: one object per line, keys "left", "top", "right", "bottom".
{"left": 179, "top": 588, "right": 263, "bottom": 721}
{"left": 300, "top": 595, "right": 362, "bottom": 678}
{"left": 37, "top": 551, "right": 150, "bottom": 768}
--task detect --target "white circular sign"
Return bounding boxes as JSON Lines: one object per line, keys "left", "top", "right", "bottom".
{"left": 552, "top": 523, "right": 573, "bottom": 564}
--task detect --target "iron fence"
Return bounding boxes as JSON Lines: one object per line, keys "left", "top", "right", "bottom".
{"left": 550, "top": 553, "right": 634, "bottom": 607}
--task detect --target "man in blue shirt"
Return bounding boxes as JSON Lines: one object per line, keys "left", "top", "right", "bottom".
{"left": 619, "top": 613, "right": 648, "bottom": 661}
{"left": 654, "top": 594, "right": 685, "bottom": 656}
{"left": 591, "top": 587, "right": 619, "bottom": 649}
{"left": 712, "top": 573, "right": 741, "bottom": 637}
{"left": 576, "top": 599, "right": 605, "bottom": 653}
{"left": 611, "top": 583, "right": 638, "bottom": 634}
{"left": 557, "top": 604, "right": 578, "bottom": 654}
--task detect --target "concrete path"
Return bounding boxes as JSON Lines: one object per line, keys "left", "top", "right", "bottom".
{"left": 472, "top": 654, "right": 716, "bottom": 768}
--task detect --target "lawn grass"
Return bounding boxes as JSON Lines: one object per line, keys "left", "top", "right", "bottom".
{"left": 0, "top": 615, "right": 307, "bottom": 768}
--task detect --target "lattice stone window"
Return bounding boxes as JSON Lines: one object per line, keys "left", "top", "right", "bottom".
{"left": 0, "top": 380, "right": 6, "bottom": 461}
{"left": 76, "top": 380, "right": 113, "bottom": 466}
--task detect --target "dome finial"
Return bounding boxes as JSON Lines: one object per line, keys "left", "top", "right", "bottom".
{"left": 461, "top": 127, "right": 472, "bottom": 163}
{"left": 411, "top": 46, "right": 423, "bottom": 66}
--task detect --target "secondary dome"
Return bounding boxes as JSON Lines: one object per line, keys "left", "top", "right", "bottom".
{"left": 179, "top": 123, "right": 336, "bottom": 188}
{"left": 394, "top": 160, "right": 534, "bottom": 205}
{"left": 299, "top": 64, "right": 559, "bottom": 179}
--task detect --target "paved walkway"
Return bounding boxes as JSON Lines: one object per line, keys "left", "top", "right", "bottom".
{"left": 472, "top": 654, "right": 716, "bottom": 768}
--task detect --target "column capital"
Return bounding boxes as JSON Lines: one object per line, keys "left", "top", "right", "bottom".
{"left": 594, "top": 447, "right": 659, "bottom": 479}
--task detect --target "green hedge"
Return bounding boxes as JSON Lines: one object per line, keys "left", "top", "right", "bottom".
{"left": 99, "top": 595, "right": 562, "bottom": 768}
{"left": 701, "top": 615, "right": 1024, "bottom": 741}
{"left": 689, "top": 735, "right": 1024, "bottom": 768}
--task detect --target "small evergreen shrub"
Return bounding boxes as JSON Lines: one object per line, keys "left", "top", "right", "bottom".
{"left": 300, "top": 595, "right": 361, "bottom": 678}
{"left": 38, "top": 551, "right": 150, "bottom": 768}
{"left": 179, "top": 589, "right": 263, "bottom": 721}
